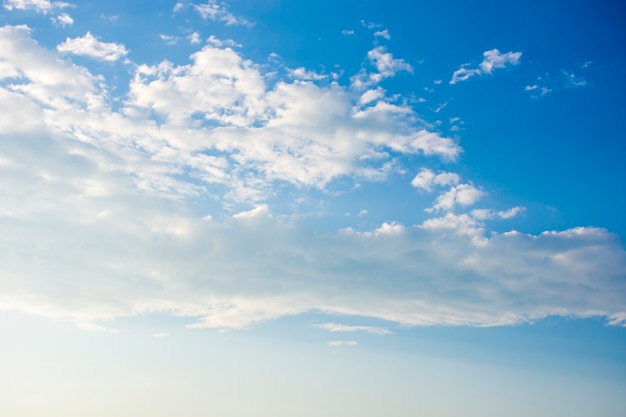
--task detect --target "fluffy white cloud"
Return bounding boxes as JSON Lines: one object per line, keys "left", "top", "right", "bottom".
{"left": 429, "top": 183, "right": 485, "bottom": 211}
{"left": 411, "top": 168, "right": 460, "bottom": 191}
{"left": 57, "top": 32, "right": 128, "bottom": 61}
{"left": 451, "top": 49, "right": 521, "bottom": 84}
{"left": 0, "top": 25, "right": 105, "bottom": 110}
{"left": 351, "top": 46, "right": 413, "bottom": 89}
{"left": 1, "top": 24, "right": 625, "bottom": 333}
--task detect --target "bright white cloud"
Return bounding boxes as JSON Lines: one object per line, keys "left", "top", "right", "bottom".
{"left": 351, "top": 46, "right": 413, "bottom": 89}
{"left": 289, "top": 67, "right": 327, "bottom": 81}
{"left": 411, "top": 168, "right": 460, "bottom": 191}
{"left": 57, "top": 32, "right": 128, "bottom": 61}
{"left": 429, "top": 183, "right": 485, "bottom": 211}
{"left": 205, "top": 35, "right": 240, "bottom": 48}
{"left": 3, "top": 0, "right": 70, "bottom": 13}
{"left": 1, "top": 24, "right": 624, "bottom": 334}
{"left": 451, "top": 49, "right": 521, "bottom": 84}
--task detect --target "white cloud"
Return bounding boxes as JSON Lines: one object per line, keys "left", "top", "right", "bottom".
{"left": 188, "top": 32, "right": 201, "bottom": 44}
{"left": 3, "top": 0, "right": 71, "bottom": 13}
{"left": 471, "top": 206, "right": 525, "bottom": 220}
{"left": 51, "top": 12, "right": 73, "bottom": 26}
{"left": 160, "top": 34, "right": 179, "bottom": 45}
{"left": 351, "top": 46, "right": 413, "bottom": 89}
{"left": 57, "top": 32, "right": 128, "bottom": 61}
{"left": 341, "top": 29, "right": 354, "bottom": 36}
{"left": 359, "top": 87, "right": 385, "bottom": 105}
{"left": 367, "top": 46, "right": 412, "bottom": 78}
{"left": 232, "top": 204, "right": 271, "bottom": 219}
{"left": 450, "top": 49, "right": 521, "bottom": 84}
{"left": 193, "top": 1, "right": 253, "bottom": 27}
{"left": 411, "top": 168, "right": 460, "bottom": 191}
{"left": 430, "top": 183, "right": 484, "bottom": 211}
{"left": 205, "top": 35, "right": 240, "bottom": 48}
{"left": 497, "top": 206, "right": 525, "bottom": 219}
{"left": 479, "top": 49, "right": 522, "bottom": 73}
{"left": 289, "top": 67, "right": 327, "bottom": 81}
{"left": 314, "top": 322, "right": 392, "bottom": 335}
{"left": 374, "top": 29, "right": 391, "bottom": 40}
{"left": 1, "top": 24, "right": 625, "bottom": 333}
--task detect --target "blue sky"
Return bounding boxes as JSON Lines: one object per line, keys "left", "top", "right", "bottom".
{"left": 0, "top": 1, "right": 625, "bottom": 416}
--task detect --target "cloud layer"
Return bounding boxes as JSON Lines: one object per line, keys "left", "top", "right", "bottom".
{"left": 1, "top": 24, "right": 625, "bottom": 332}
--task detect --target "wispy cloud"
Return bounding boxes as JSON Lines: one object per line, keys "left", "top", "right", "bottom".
{"left": 328, "top": 341, "right": 358, "bottom": 347}
{"left": 450, "top": 49, "right": 521, "bottom": 84}
{"left": 314, "top": 323, "right": 392, "bottom": 335}
{"left": 51, "top": 12, "right": 72, "bottom": 26}
{"left": 192, "top": 1, "right": 253, "bottom": 27}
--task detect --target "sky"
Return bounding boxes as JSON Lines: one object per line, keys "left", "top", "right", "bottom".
{"left": 0, "top": 0, "right": 625, "bottom": 416}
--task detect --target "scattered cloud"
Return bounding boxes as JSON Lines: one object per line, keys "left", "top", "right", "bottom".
{"left": 526, "top": 64, "right": 590, "bottom": 98}
{"left": 192, "top": 1, "right": 253, "bottom": 27}
{"left": 57, "top": 32, "right": 128, "bottom": 61}
{"left": 411, "top": 168, "right": 459, "bottom": 192}
{"left": 525, "top": 84, "right": 552, "bottom": 97}
{"left": 152, "top": 332, "right": 170, "bottom": 338}
{"left": 341, "top": 29, "right": 354, "bottom": 36}
{"left": 205, "top": 35, "right": 240, "bottom": 48}
{"left": 562, "top": 69, "right": 587, "bottom": 87}
{"left": 450, "top": 49, "right": 521, "bottom": 84}
{"left": 314, "top": 322, "right": 392, "bottom": 335}
{"left": 288, "top": 67, "right": 327, "bottom": 81}
{"left": 1, "top": 24, "right": 624, "bottom": 334}
{"left": 429, "top": 183, "right": 485, "bottom": 211}
{"left": 351, "top": 46, "right": 413, "bottom": 89}
{"left": 374, "top": 29, "right": 391, "bottom": 40}
{"left": 51, "top": 12, "right": 72, "bottom": 26}
{"left": 471, "top": 206, "right": 525, "bottom": 220}
{"left": 360, "top": 20, "right": 382, "bottom": 30}
{"left": 3, "top": 0, "right": 71, "bottom": 14}
{"left": 159, "top": 34, "right": 179, "bottom": 45}
{"left": 188, "top": 32, "right": 201, "bottom": 44}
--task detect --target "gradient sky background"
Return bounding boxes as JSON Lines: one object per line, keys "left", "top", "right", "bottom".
{"left": 1, "top": 1, "right": 625, "bottom": 416}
